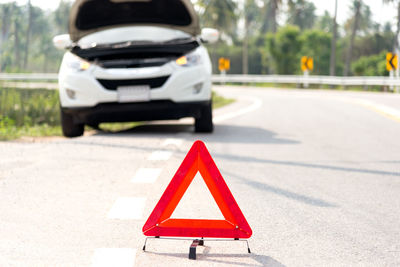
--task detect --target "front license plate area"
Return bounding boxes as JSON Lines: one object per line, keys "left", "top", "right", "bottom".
{"left": 117, "top": 85, "right": 151, "bottom": 103}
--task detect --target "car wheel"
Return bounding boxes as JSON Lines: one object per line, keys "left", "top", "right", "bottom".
{"left": 195, "top": 102, "right": 214, "bottom": 133}
{"left": 61, "top": 108, "right": 84, "bottom": 138}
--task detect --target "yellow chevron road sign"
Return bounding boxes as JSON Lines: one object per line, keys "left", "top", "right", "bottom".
{"left": 301, "top": 56, "right": 314, "bottom": 72}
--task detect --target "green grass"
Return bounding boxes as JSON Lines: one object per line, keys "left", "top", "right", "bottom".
{"left": 0, "top": 88, "right": 62, "bottom": 141}
{"left": 0, "top": 88, "right": 235, "bottom": 140}
{"left": 0, "top": 124, "right": 62, "bottom": 141}
{"left": 212, "top": 91, "right": 235, "bottom": 109}
{"left": 97, "top": 122, "right": 142, "bottom": 132}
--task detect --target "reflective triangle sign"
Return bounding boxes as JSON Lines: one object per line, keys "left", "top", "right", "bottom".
{"left": 142, "top": 140, "right": 252, "bottom": 239}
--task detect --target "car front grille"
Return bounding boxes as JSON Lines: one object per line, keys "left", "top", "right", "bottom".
{"left": 97, "top": 76, "right": 170, "bottom": 90}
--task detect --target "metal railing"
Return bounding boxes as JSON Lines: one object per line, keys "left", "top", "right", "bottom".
{"left": 212, "top": 74, "right": 400, "bottom": 87}
{"left": 0, "top": 73, "right": 58, "bottom": 81}
{"left": 1, "top": 73, "right": 400, "bottom": 89}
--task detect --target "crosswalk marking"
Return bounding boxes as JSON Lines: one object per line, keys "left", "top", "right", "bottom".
{"left": 148, "top": 150, "right": 173, "bottom": 161}
{"left": 92, "top": 248, "right": 136, "bottom": 267}
{"left": 108, "top": 197, "right": 146, "bottom": 220}
{"left": 132, "top": 168, "right": 162, "bottom": 184}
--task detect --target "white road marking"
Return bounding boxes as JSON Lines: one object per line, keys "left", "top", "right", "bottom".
{"left": 132, "top": 168, "right": 162, "bottom": 184}
{"left": 92, "top": 248, "right": 136, "bottom": 267}
{"left": 108, "top": 197, "right": 146, "bottom": 220}
{"left": 162, "top": 138, "right": 183, "bottom": 147}
{"left": 148, "top": 150, "right": 173, "bottom": 161}
{"left": 213, "top": 97, "right": 263, "bottom": 123}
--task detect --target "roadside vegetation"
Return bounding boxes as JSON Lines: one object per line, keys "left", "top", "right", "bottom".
{"left": 0, "top": 88, "right": 235, "bottom": 141}
{"left": 0, "top": 88, "right": 61, "bottom": 140}
{"left": 0, "top": 0, "right": 398, "bottom": 78}
{"left": 212, "top": 91, "right": 235, "bottom": 109}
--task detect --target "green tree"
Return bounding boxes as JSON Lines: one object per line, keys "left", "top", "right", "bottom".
{"left": 343, "top": 0, "right": 375, "bottom": 76}
{"left": 330, "top": 0, "right": 338, "bottom": 76}
{"left": 1, "top": 3, "right": 14, "bottom": 41}
{"left": 53, "top": 0, "right": 72, "bottom": 34}
{"left": 196, "top": 0, "right": 237, "bottom": 37}
{"left": 352, "top": 50, "right": 388, "bottom": 76}
{"left": 316, "top": 11, "right": 333, "bottom": 32}
{"left": 263, "top": 0, "right": 283, "bottom": 33}
{"left": 31, "top": 6, "right": 62, "bottom": 72}
{"left": 249, "top": 35, "right": 268, "bottom": 74}
{"left": 24, "top": 0, "right": 33, "bottom": 69}
{"left": 287, "top": 0, "right": 316, "bottom": 30}
{"left": 344, "top": 0, "right": 363, "bottom": 76}
{"left": 12, "top": 5, "right": 24, "bottom": 70}
{"left": 383, "top": 0, "right": 400, "bottom": 51}
{"left": 0, "top": 3, "right": 16, "bottom": 71}
{"left": 266, "top": 25, "right": 302, "bottom": 74}
{"left": 0, "top": 2, "right": 64, "bottom": 72}
{"left": 300, "top": 29, "right": 332, "bottom": 75}
{"left": 353, "top": 32, "right": 394, "bottom": 59}
{"left": 242, "top": 0, "right": 264, "bottom": 74}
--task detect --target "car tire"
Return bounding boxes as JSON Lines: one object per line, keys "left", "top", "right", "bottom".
{"left": 195, "top": 102, "right": 214, "bottom": 133}
{"left": 61, "top": 108, "right": 84, "bottom": 138}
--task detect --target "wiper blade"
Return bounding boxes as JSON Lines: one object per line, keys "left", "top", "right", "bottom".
{"left": 163, "top": 37, "right": 195, "bottom": 44}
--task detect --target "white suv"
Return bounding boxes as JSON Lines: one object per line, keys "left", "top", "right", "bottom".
{"left": 53, "top": 0, "right": 218, "bottom": 137}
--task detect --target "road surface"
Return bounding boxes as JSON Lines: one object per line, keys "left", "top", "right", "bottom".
{"left": 1, "top": 86, "right": 400, "bottom": 266}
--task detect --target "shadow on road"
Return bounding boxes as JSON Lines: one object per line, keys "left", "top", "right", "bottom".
{"left": 214, "top": 153, "right": 400, "bottom": 177}
{"left": 144, "top": 250, "right": 285, "bottom": 267}
{"left": 94, "top": 123, "right": 299, "bottom": 145}
{"left": 221, "top": 169, "right": 337, "bottom": 208}
{"left": 73, "top": 123, "right": 400, "bottom": 178}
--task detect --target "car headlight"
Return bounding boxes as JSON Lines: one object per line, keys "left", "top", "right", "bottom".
{"left": 64, "top": 53, "right": 91, "bottom": 71}
{"left": 176, "top": 50, "right": 202, "bottom": 67}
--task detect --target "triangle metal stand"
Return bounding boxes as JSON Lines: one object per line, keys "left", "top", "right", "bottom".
{"left": 142, "top": 237, "right": 251, "bottom": 260}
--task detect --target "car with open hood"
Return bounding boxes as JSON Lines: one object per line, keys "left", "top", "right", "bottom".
{"left": 53, "top": 0, "right": 219, "bottom": 137}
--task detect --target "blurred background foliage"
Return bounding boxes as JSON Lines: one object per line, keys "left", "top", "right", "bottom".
{"left": 0, "top": 88, "right": 61, "bottom": 140}
{"left": 0, "top": 0, "right": 398, "bottom": 76}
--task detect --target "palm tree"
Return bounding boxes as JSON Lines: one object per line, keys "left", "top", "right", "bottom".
{"left": 330, "top": 0, "right": 338, "bottom": 76}
{"left": 383, "top": 0, "right": 400, "bottom": 52}
{"left": 53, "top": 0, "right": 72, "bottom": 34}
{"left": 344, "top": 0, "right": 373, "bottom": 76}
{"left": 287, "top": 0, "right": 317, "bottom": 30}
{"left": 24, "top": 0, "right": 33, "bottom": 69}
{"left": 196, "top": 0, "right": 237, "bottom": 37}
{"left": 242, "top": 0, "right": 263, "bottom": 74}
{"left": 344, "top": 0, "right": 361, "bottom": 76}
{"left": 259, "top": 0, "right": 283, "bottom": 33}
{"left": 1, "top": 4, "right": 13, "bottom": 41}
{"left": 266, "top": 0, "right": 282, "bottom": 33}
{"left": 0, "top": 3, "right": 16, "bottom": 71}
{"left": 12, "top": 6, "right": 23, "bottom": 69}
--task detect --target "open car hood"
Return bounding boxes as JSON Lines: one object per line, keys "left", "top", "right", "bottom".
{"left": 69, "top": 0, "right": 200, "bottom": 43}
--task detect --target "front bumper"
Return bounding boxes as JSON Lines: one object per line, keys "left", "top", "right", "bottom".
{"left": 63, "top": 100, "right": 211, "bottom": 124}
{"left": 58, "top": 47, "right": 212, "bottom": 108}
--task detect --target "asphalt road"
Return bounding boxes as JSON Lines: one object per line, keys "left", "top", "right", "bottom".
{"left": 1, "top": 86, "right": 400, "bottom": 267}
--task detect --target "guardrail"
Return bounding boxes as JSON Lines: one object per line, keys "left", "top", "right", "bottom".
{"left": 0, "top": 73, "right": 58, "bottom": 81}
{"left": 212, "top": 74, "right": 400, "bottom": 87}
{"left": 1, "top": 73, "right": 400, "bottom": 89}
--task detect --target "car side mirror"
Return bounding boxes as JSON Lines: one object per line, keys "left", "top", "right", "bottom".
{"left": 201, "top": 28, "right": 219, "bottom": 44}
{"left": 53, "top": 34, "right": 73, "bottom": 50}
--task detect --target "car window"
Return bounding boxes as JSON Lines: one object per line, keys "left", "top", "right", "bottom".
{"left": 78, "top": 26, "right": 192, "bottom": 47}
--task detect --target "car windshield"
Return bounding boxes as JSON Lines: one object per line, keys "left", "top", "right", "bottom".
{"left": 77, "top": 26, "right": 192, "bottom": 47}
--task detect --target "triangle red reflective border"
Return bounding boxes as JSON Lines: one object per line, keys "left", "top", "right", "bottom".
{"left": 142, "top": 140, "right": 252, "bottom": 239}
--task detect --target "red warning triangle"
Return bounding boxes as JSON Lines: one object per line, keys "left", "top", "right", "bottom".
{"left": 142, "top": 140, "right": 252, "bottom": 239}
